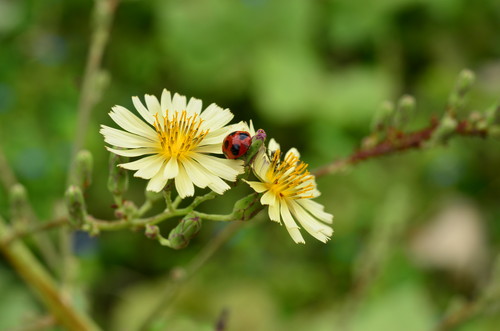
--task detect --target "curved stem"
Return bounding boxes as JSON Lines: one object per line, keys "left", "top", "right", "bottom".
{"left": 0, "top": 216, "right": 100, "bottom": 331}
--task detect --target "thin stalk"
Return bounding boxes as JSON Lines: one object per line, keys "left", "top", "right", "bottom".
{"left": 0, "top": 145, "right": 60, "bottom": 275}
{"left": 1, "top": 218, "right": 68, "bottom": 245}
{"left": 0, "top": 216, "right": 101, "bottom": 331}
{"left": 62, "top": 0, "right": 119, "bottom": 295}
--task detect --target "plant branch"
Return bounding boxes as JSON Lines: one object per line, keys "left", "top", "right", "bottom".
{"left": 1, "top": 218, "right": 68, "bottom": 245}
{"left": 313, "top": 115, "right": 495, "bottom": 178}
{"left": 68, "top": 0, "right": 119, "bottom": 180}
{"left": 0, "top": 216, "right": 101, "bottom": 331}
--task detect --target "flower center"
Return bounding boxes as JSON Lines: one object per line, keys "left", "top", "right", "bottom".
{"left": 266, "top": 149, "right": 315, "bottom": 199}
{"left": 153, "top": 110, "right": 209, "bottom": 158}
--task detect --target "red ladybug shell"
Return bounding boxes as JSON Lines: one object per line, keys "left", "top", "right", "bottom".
{"left": 222, "top": 131, "right": 252, "bottom": 159}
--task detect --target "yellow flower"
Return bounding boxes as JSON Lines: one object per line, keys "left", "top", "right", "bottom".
{"left": 100, "top": 89, "right": 244, "bottom": 198}
{"left": 245, "top": 139, "right": 333, "bottom": 243}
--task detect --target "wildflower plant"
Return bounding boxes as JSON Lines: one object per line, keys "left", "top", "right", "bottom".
{"left": 1, "top": 1, "right": 500, "bottom": 330}
{"left": 99, "top": 89, "right": 334, "bottom": 245}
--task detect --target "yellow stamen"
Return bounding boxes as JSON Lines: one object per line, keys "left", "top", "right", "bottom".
{"left": 265, "top": 149, "right": 315, "bottom": 199}
{"left": 153, "top": 110, "right": 208, "bottom": 158}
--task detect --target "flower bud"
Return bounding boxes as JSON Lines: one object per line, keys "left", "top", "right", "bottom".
{"left": 245, "top": 129, "right": 267, "bottom": 165}
{"left": 168, "top": 214, "right": 202, "bottom": 249}
{"left": 393, "top": 95, "right": 416, "bottom": 127}
{"left": 108, "top": 153, "right": 129, "bottom": 196}
{"left": 456, "top": 69, "right": 476, "bottom": 95}
{"left": 428, "top": 114, "right": 458, "bottom": 146}
{"left": 73, "top": 150, "right": 93, "bottom": 189}
{"left": 65, "top": 185, "right": 87, "bottom": 228}
{"left": 145, "top": 224, "right": 160, "bottom": 239}
{"left": 448, "top": 69, "right": 475, "bottom": 113}
{"left": 9, "top": 184, "right": 29, "bottom": 222}
{"left": 232, "top": 193, "right": 264, "bottom": 221}
{"left": 371, "top": 101, "right": 395, "bottom": 131}
{"left": 122, "top": 200, "right": 138, "bottom": 220}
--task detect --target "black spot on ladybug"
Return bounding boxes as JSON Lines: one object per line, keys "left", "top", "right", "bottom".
{"left": 224, "top": 140, "right": 229, "bottom": 149}
{"left": 239, "top": 133, "right": 249, "bottom": 140}
{"left": 230, "top": 144, "right": 241, "bottom": 156}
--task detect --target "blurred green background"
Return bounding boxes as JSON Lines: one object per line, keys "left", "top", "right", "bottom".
{"left": 1, "top": 0, "right": 500, "bottom": 330}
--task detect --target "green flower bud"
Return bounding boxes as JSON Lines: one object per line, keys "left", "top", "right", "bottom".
{"left": 245, "top": 129, "right": 266, "bottom": 165}
{"left": 122, "top": 200, "right": 138, "bottom": 220}
{"left": 168, "top": 214, "right": 202, "bottom": 249}
{"left": 65, "top": 185, "right": 87, "bottom": 228}
{"left": 448, "top": 69, "right": 475, "bottom": 112}
{"left": 73, "top": 150, "right": 93, "bottom": 189}
{"left": 9, "top": 184, "right": 29, "bottom": 222}
{"left": 456, "top": 69, "right": 476, "bottom": 95}
{"left": 108, "top": 153, "right": 129, "bottom": 196}
{"left": 232, "top": 192, "right": 264, "bottom": 222}
{"left": 371, "top": 101, "right": 395, "bottom": 131}
{"left": 145, "top": 224, "right": 160, "bottom": 239}
{"left": 393, "top": 95, "right": 416, "bottom": 127}
{"left": 428, "top": 114, "right": 458, "bottom": 146}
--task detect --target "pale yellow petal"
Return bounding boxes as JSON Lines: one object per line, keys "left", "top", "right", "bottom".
{"left": 146, "top": 163, "right": 168, "bottom": 192}
{"left": 182, "top": 158, "right": 212, "bottom": 188}
{"left": 245, "top": 181, "right": 268, "bottom": 193}
{"left": 101, "top": 126, "right": 157, "bottom": 149}
{"left": 297, "top": 199, "right": 334, "bottom": 224}
{"left": 190, "top": 154, "right": 244, "bottom": 181}
{"left": 132, "top": 96, "right": 155, "bottom": 125}
{"left": 186, "top": 97, "right": 202, "bottom": 115}
{"left": 194, "top": 144, "right": 223, "bottom": 154}
{"left": 133, "top": 155, "right": 165, "bottom": 179}
{"left": 160, "top": 89, "right": 173, "bottom": 115}
{"left": 164, "top": 157, "right": 179, "bottom": 179}
{"left": 261, "top": 190, "right": 277, "bottom": 206}
{"left": 268, "top": 200, "right": 281, "bottom": 223}
{"left": 175, "top": 164, "right": 194, "bottom": 198}
{"left": 288, "top": 200, "right": 332, "bottom": 242}
{"left": 119, "top": 155, "right": 163, "bottom": 171}
{"left": 106, "top": 147, "right": 157, "bottom": 157}
{"left": 268, "top": 138, "right": 280, "bottom": 153}
{"left": 109, "top": 105, "right": 157, "bottom": 138}
{"left": 206, "top": 176, "right": 231, "bottom": 194}
{"left": 145, "top": 94, "right": 161, "bottom": 116}
{"left": 172, "top": 93, "right": 187, "bottom": 111}
{"left": 200, "top": 104, "right": 234, "bottom": 131}
{"left": 285, "top": 148, "right": 300, "bottom": 159}
{"left": 280, "top": 202, "right": 305, "bottom": 244}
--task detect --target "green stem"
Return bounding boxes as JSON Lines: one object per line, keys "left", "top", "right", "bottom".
{"left": 1, "top": 218, "right": 68, "bottom": 245}
{"left": 0, "top": 216, "right": 100, "bottom": 331}
{"left": 192, "top": 212, "right": 234, "bottom": 221}
{"left": 172, "top": 195, "right": 182, "bottom": 209}
{"left": 137, "top": 200, "right": 153, "bottom": 217}
{"left": 189, "top": 191, "right": 218, "bottom": 209}
{"left": 0, "top": 145, "right": 60, "bottom": 276}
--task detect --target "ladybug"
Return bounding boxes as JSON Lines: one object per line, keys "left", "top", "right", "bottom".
{"left": 222, "top": 131, "right": 252, "bottom": 159}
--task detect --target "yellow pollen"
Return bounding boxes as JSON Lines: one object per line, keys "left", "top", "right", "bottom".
{"left": 265, "top": 149, "right": 315, "bottom": 199}
{"left": 153, "top": 110, "right": 208, "bottom": 158}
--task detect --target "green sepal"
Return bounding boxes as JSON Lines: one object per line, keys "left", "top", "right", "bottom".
{"left": 168, "top": 214, "right": 202, "bottom": 249}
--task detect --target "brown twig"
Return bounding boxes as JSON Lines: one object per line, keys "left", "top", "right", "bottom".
{"left": 313, "top": 116, "right": 490, "bottom": 178}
